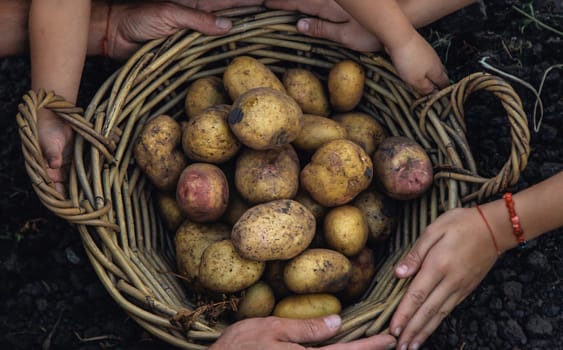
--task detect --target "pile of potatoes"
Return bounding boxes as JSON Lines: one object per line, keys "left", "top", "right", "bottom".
{"left": 133, "top": 56, "right": 434, "bottom": 320}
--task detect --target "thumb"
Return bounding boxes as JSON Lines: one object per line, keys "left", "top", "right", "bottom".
{"left": 278, "top": 315, "right": 342, "bottom": 343}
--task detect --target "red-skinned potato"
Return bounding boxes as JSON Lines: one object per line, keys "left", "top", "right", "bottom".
{"left": 373, "top": 136, "right": 433, "bottom": 200}
{"left": 176, "top": 163, "right": 229, "bottom": 222}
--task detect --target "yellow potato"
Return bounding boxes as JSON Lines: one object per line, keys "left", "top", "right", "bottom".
{"left": 223, "top": 56, "right": 285, "bottom": 101}
{"left": 292, "top": 114, "right": 348, "bottom": 152}
{"left": 156, "top": 192, "right": 186, "bottom": 232}
{"left": 133, "top": 115, "right": 188, "bottom": 191}
{"left": 293, "top": 190, "right": 327, "bottom": 221}
{"left": 323, "top": 205, "right": 368, "bottom": 257}
{"left": 175, "top": 220, "right": 231, "bottom": 286}
{"left": 282, "top": 68, "right": 330, "bottom": 116}
{"left": 284, "top": 248, "right": 352, "bottom": 294}
{"left": 235, "top": 145, "right": 300, "bottom": 204}
{"left": 184, "top": 76, "right": 229, "bottom": 119}
{"left": 333, "top": 112, "right": 387, "bottom": 156}
{"left": 327, "top": 60, "right": 365, "bottom": 112}
{"left": 300, "top": 139, "right": 373, "bottom": 207}
{"left": 235, "top": 281, "right": 276, "bottom": 320}
{"left": 199, "top": 240, "right": 265, "bottom": 293}
{"left": 352, "top": 190, "right": 396, "bottom": 241}
{"left": 340, "top": 247, "right": 377, "bottom": 302}
{"left": 232, "top": 199, "right": 316, "bottom": 261}
{"left": 182, "top": 104, "right": 241, "bottom": 163}
{"left": 273, "top": 294, "right": 341, "bottom": 319}
{"left": 228, "top": 87, "right": 303, "bottom": 150}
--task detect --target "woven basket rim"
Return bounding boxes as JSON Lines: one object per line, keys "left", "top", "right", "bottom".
{"left": 16, "top": 7, "right": 530, "bottom": 349}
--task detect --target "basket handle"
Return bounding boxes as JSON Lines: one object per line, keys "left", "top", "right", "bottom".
{"left": 16, "top": 89, "right": 116, "bottom": 216}
{"left": 415, "top": 72, "right": 531, "bottom": 203}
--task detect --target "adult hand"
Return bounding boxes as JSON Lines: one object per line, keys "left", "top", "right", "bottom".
{"left": 389, "top": 207, "right": 499, "bottom": 350}
{"left": 107, "top": 0, "right": 264, "bottom": 60}
{"left": 386, "top": 32, "right": 449, "bottom": 94}
{"left": 264, "top": 0, "right": 382, "bottom": 52}
{"left": 210, "top": 315, "right": 397, "bottom": 350}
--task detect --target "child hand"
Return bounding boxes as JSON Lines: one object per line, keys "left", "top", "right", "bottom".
{"left": 37, "top": 109, "right": 73, "bottom": 196}
{"left": 389, "top": 207, "right": 499, "bottom": 350}
{"left": 265, "top": 0, "right": 383, "bottom": 52}
{"left": 387, "top": 32, "right": 449, "bottom": 95}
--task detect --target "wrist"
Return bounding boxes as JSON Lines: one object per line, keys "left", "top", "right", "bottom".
{"left": 88, "top": 1, "right": 110, "bottom": 56}
{"left": 480, "top": 199, "right": 520, "bottom": 253}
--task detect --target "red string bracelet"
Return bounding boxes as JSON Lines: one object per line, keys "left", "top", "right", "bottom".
{"left": 475, "top": 205, "right": 501, "bottom": 256}
{"left": 102, "top": 2, "right": 113, "bottom": 57}
{"left": 503, "top": 192, "right": 528, "bottom": 249}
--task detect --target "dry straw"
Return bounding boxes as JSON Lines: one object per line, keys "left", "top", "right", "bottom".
{"left": 16, "top": 7, "right": 530, "bottom": 349}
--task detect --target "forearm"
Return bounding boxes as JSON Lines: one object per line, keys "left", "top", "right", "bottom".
{"left": 30, "top": 0, "right": 91, "bottom": 103}
{"left": 481, "top": 171, "right": 563, "bottom": 252}
{"left": 335, "top": 0, "right": 416, "bottom": 50}
{"left": 400, "top": 0, "right": 478, "bottom": 28}
{"left": 0, "top": 0, "right": 29, "bottom": 56}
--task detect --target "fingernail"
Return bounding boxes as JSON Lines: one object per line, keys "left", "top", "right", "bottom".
{"left": 400, "top": 344, "right": 408, "bottom": 350}
{"left": 215, "top": 17, "right": 231, "bottom": 30}
{"left": 297, "top": 19, "right": 310, "bottom": 32}
{"left": 393, "top": 327, "right": 402, "bottom": 336}
{"left": 386, "top": 342, "right": 397, "bottom": 350}
{"left": 396, "top": 264, "right": 408, "bottom": 275}
{"left": 323, "top": 314, "right": 341, "bottom": 329}
{"left": 410, "top": 342, "right": 420, "bottom": 350}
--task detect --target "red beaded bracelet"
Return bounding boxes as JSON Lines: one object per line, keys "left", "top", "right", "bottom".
{"left": 503, "top": 192, "right": 528, "bottom": 249}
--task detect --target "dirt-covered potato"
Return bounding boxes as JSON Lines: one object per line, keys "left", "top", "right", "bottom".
{"left": 232, "top": 199, "right": 316, "bottom": 261}
{"left": 323, "top": 205, "right": 368, "bottom": 257}
{"left": 373, "top": 136, "right": 434, "bottom": 200}
{"left": 352, "top": 190, "right": 397, "bottom": 241}
{"left": 301, "top": 139, "right": 373, "bottom": 207}
{"left": 235, "top": 281, "right": 276, "bottom": 320}
{"left": 182, "top": 104, "right": 241, "bottom": 163}
{"left": 199, "top": 240, "right": 265, "bottom": 293}
{"left": 222, "top": 189, "right": 250, "bottom": 226}
{"left": 292, "top": 114, "right": 347, "bottom": 152}
{"left": 184, "top": 76, "right": 229, "bottom": 119}
{"left": 176, "top": 163, "right": 229, "bottom": 222}
{"left": 333, "top": 112, "right": 387, "bottom": 155}
{"left": 273, "top": 294, "right": 341, "bottom": 319}
{"left": 223, "top": 56, "right": 285, "bottom": 101}
{"left": 263, "top": 260, "right": 292, "bottom": 299}
{"left": 235, "top": 145, "right": 300, "bottom": 204}
{"left": 156, "top": 192, "right": 186, "bottom": 232}
{"left": 134, "top": 115, "right": 188, "bottom": 191}
{"left": 228, "top": 87, "right": 303, "bottom": 150}
{"left": 282, "top": 68, "right": 330, "bottom": 116}
{"left": 340, "top": 247, "right": 377, "bottom": 302}
{"left": 284, "top": 248, "right": 352, "bottom": 294}
{"left": 293, "top": 190, "right": 327, "bottom": 221}
{"left": 327, "top": 60, "right": 365, "bottom": 112}
{"left": 175, "top": 220, "right": 231, "bottom": 286}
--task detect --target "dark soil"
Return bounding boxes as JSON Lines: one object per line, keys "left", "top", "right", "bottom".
{"left": 1, "top": 1, "right": 562, "bottom": 349}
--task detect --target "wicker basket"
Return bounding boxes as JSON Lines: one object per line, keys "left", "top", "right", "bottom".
{"left": 16, "top": 7, "right": 530, "bottom": 349}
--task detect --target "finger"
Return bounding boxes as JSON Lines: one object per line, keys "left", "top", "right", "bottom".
{"left": 277, "top": 315, "right": 342, "bottom": 344}
{"left": 162, "top": 5, "right": 232, "bottom": 35}
{"left": 412, "top": 78, "right": 437, "bottom": 96}
{"left": 426, "top": 66, "right": 449, "bottom": 90}
{"left": 394, "top": 227, "right": 443, "bottom": 279}
{"left": 316, "top": 333, "right": 397, "bottom": 350}
{"left": 406, "top": 292, "right": 462, "bottom": 350}
{"left": 397, "top": 284, "right": 460, "bottom": 350}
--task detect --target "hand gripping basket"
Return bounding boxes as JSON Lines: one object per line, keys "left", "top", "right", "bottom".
{"left": 17, "top": 7, "right": 530, "bottom": 349}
